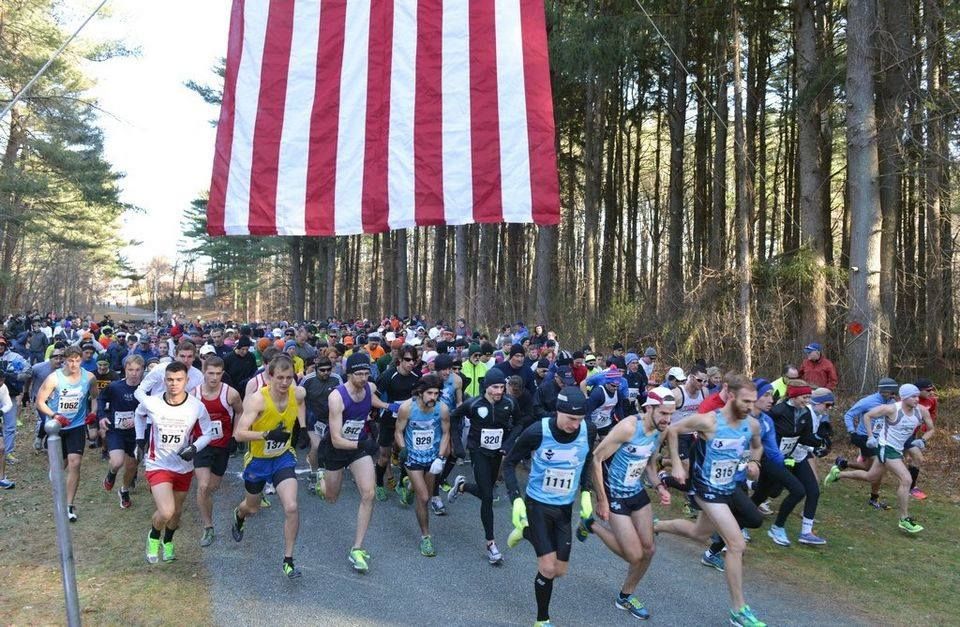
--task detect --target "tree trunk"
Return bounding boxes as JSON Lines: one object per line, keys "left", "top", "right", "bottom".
{"left": 923, "top": 0, "right": 944, "bottom": 361}
{"left": 845, "top": 0, "right": 886, "bottom": 392}
{"left": 534, "top": 225, "right": 555, "bottom": 326}
{"left": 733, "top": 2, "right": 753, "bottom": 374}
{"left": 710, "top": 31, "right": 729, "bottom": 270}
{"left": 665, "top": 0, "right": 688, "bottom": 313}
{"left": 795, "top": 0, "right": 827, "bottom": 344}
{"left": 289, "top": 238, "right": 305, "bottom": 321}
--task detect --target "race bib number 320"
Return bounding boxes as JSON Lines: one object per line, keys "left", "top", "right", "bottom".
{"left": 480, "top": 428, "right": 503, "bottom": 450}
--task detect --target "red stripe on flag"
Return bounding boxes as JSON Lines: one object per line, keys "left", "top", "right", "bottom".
{"left": 305, "top": 2, "right": 348, "bottom": 236}
{"left": 207, "top": 0, "right": 245, "bottom": 236}
{"left": 361, "top": 0, "right": 394, "bottom": 233}
{"left": 414, "top": 0, "right": 444, "bottom": 226}
{"left": 468, "top": 1, "right": 503, "bottom": 223}
{"left": 246, "top": 2, "right": 296, "bottom": 235}
{"left": 520, "top": 0, "right": 561, "bottom": 225}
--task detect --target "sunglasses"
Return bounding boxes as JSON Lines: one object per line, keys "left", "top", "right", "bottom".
{"left": 317, "top": 367, "right": 332, "bottom": 373}
{"left": 694, "top": 378, "right": 708, "bottom": 384}
{"left": 52, "top": 353, "right": 64, "bottom": 358}
{"left": 402, "top": 357, "right": 416, "bottom": 362}
{"left": 452, "top": 367, "right": 461, "bottom": 371}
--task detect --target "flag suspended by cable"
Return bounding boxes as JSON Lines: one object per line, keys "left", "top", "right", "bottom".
{"left": 207, "top": 0, "right": 561, "bottom": 237}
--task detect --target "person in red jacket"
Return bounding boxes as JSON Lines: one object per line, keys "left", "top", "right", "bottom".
{"left": 798, "top": 343, "right": 838, "bottom": 390}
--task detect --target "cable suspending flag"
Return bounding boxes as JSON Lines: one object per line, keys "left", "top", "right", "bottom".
{"left": 208, "top": 0, "right": 560, "bottom": 237}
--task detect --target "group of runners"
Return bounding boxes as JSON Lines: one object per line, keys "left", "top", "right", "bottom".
{"left": 0, "top": 314, "right": 940, "bottom": 627}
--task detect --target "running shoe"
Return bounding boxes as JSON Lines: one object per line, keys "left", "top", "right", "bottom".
{"left": 118, "top": 489, "right": 131, "bottom": 509}
{"left": 386, "top": 474, "right": 398, "bottom": 491}
{"left": 868, "top": 498, "right": 890, "bottom": 510}
{"left": 103, "top": 472, "right": 115, "bottom": 492}
{"left": 260, "top": 495, "right": 271, "bottom": 508}
{"left": 701, "top": 550, "right": 725, "bottom": 572}
{"left": 576, "top": 516, "right": 593, "bottom": 542}
{"left": 616, "top": 594, "right": 651, "bottom": 620}
{"left": 834, "top": 455, "right": 848, "bottom": 470}
{"left": 146, "top": 535, "right": 160, "bottom": 564}
{"left": 0, "top": 477, "right": 14, "bottom": 489}
{"left": 420, "top": 536, "right": 436, "bottom": 557}
{"left": 67, "top": 505, "right": 77, "bottom": 522}
{"left": 200, "top": 527, "right": 215, "bottom": 547}
{"left": 757, "top": 500, "right": 773, "bottom": 516}
{"left": 349, "top": 548, "right": 370, "bottom": 573}
{"left": 5, "top": 453, "right": 18, "bottom": 464}
{"left": 533, "top": 621, "right": 555, "bottom": 627}
{"left": 441, "top": 481, "right": 452, "bottom": 493}
{"left": 487, "top": 541, "right": 503, "bottom": 565}
{"left": 447, "top": 475, "right": 466, "bottom": 504}
{"left": 315, "top": 470, "right": 325, "bottom": 499}
{"left": 282, "top": 560, "right": 302, "bottom": 578}
{"left": 33, "top": 436, "right": 43, "bottom": 452}
{"left": 231, "top": 507, "right": 245, "bottom": 542}
{"left": 682, "top": 502, "right": 697, "bottom": 519}
{"left": 397, "top": 476, "right": 413, "bottom": 506}
{"left": 375, "top": 486, "right": 388, "bottom": 502}
{"left": 741, "top": 528, "right": 751, "bottom": 543}
{"left": 823, "top": 465, "right": 841, "bottom": 486}
{"left": 507, "top": 526, "right": 525, "bottom": 549}
{"left": 306, "top": 470, "right": 317, "bottom": 483}
{"left": 429, "top": 497, "right": 447, "bottom": 516}
{"left": 729, "top": 604, "right": 765, "bottom": 627}
{"left": 798, "top": 532, "right": 826, "bottom": 545}
{"left": 264, "top": 482, "right": 276, "bottom": 495}
{"left": 910, "top": 487, "right": 927, "bottom": 500}
{"left": 767, "top": 525, "right": 790, "bottom": 547}
{"left": 162, "top": 540, "right": 176, "bottom": 562}
{"left": 898, "top": 517, "right": 923, "bottom": 534}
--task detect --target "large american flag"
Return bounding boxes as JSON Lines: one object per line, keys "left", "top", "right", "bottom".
{"left": 207, "top": 0, "right": 560, "bottom": 237}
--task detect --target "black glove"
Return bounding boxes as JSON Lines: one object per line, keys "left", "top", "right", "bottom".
{"left": 296, "top": 428, "right": 310, "bottom": 450}
{"left": 265, "top": 428, "right": 290, "bottom": 443}
{"left": 361, "top": 436, "right": 378, "bottom": 456}
{"left": 135, "top": 438, "right": 146, "bottom": 462}
{"left": 177, "top": 444, "right": 197, "bottom": 461}
{"left": 228, "top": 437, "right": 238, "bottom": 455}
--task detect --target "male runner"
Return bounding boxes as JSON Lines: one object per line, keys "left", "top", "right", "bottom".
{"left": 136, "top": 361, "right": 215, "bottom": 564}
{"left": 192, "top": 355, "right": 243, "bottom": 546}
{"left": 374, "top": 345, "right": 420, "bottom": 501}
{"left": 580, "top": 386, "right": 674, "bottom": 619}
{"left": 231, "top": 355, "right": 309, "bottom": 577}
{"left": 446, "top": 368, "right": 519, "bottom": 565}
{"left": 653, "top": 375, "right": 766, "bottom": 627}
{"left": 837, "top": 377, "right": 898, "bottom": 509}
{"left": 35, "top": 345, "right": 98, "bottom": 522}
{"left": 100, "top": 355, "right": 145, "bottom": 509}
{"left": 503, "top": 387, "right": 595, "bottom": 626}
{"left": 302, "top": 355, "right": 341, "bottom": 497}
{"left": 394, "top": 374, "right": 450, "bottom": 557}
{"left": 824, "top": 384, "right": 934, "bottom": 534}
{"left": 324, "top": 353, "right": 393, "bottom": 573}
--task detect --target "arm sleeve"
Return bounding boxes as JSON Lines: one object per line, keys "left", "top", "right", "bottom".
{"left": 134, "top": 400, "right": 148, "bottom": 439}
{"left": 191, "top": 404, "right": 214, "bottom": 452}
{"left": 133, "top": 368, "right": 160, "bottom": 404}
{"left": 503, "top": 423, "right": 542, "bottom": 500}
{"left": 843, "top": 399, "right": 866, "bottom": 433}
{"left": 760, "top": 418, "right": 784, "bottom": 465}
{"left": 97, "top": 385, "right": 111, "bottom": 419}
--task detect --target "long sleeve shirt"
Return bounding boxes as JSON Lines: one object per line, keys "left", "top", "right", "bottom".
{"left": 843, "top": 393, "right": 893, "bottom": 436}
{"left": 798, "top": 357, "right": 838, "bottom": 390}
{"left": 503, "top": 417, "right": 596, "bottom": 501}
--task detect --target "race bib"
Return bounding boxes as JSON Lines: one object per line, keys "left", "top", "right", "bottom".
{"left": 541, "top": 468, "right": 575, "bottom": 495}
{"left": 156, "top": 425, "right": 184, "bottom": 449}
{"left": 592, "top": 411, "right": 612, "bottom": 429}
{"left": 113, "top": 410, "right": 134, "bottom": 430}
{"left": 314, "top": 421, "right": 328, "bottom": 439}
{"left": 624, "top": 460, "right": 646, "bottom": 486}
{"left": 480, "top": 428, "right": 503, "bottom": 450}
{"left": 412, "top": 429, "right": 434, "bottom": 451}
{"left": 57, "top": 390, "right": 82, "bottom": 416}
{"left": 627, "top": 388, "right": 639, "bottom": 402}
{"left": 778, "top": 436, "right": 799, "bottom": 455}
{"left": 263, "top": 438, "right": 287, "bottom": 455}
{"left": 710, "top": 460, "right": 738, "bottom": 485}
{"left": 342, "top": 420, "right": 364, "bottom": 441}
{"left": 207, "top": 420, "right": 223, "bottom": 439}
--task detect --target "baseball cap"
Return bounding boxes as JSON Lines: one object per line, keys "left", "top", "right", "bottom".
{"left": 585, "top": 354, "right": 597, "bottom": 364}
{"left": 643, "top": 386, "right": 677, "bottom": 407}
{"left": 898, "top": 383, "right": 920, "bottom": 399}
{"left": 199, "top": 344, "right": 216, "bottom": 356}
{"left": 272, "top": 328, "right": 283, "bottom": 338}
{"left": 804, "top": 342, "right": 822, "bottom": 353}
{"left": 666, "top": 366, "right": 686, "bottom": 381}
{"left": 556, "top": 387, "right": 587, "bottom": 416}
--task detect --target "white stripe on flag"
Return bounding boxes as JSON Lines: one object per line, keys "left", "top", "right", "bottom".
{"left": 495, "top": 0, "right": 532, "bottom": 223}
{"left": 223, "top": 1, "right": 270, "bottom": 235}
{"left": 275, "top": 0, "right": 321, "bottom": 235}
{"left": 441, "top": 0, "right": 473, "bottom": 225}
{"left": 333, "top": 0, "right": 371, "bottom": 234}
{"left": 387, "top": 1, "right": 417, "bottom": 230}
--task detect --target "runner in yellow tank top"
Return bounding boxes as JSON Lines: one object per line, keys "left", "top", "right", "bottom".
{"left": 231, "top": 355, "right": 309, "bottom": 578}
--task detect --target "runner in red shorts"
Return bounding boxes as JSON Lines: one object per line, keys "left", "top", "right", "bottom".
{"left": 135, "top": 361, "right": 215, "bottom": 564}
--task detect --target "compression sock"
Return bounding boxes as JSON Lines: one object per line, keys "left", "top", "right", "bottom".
{"left": 375, "top": 462, "right": 386, "bottom": 487}
{"left": 618, "top": 590, "right": 632, "bottom": 602}
{"left": 284, "top": 556, "right": 294, "bottom": 566}
{"left": 163, "top": 528, "right": 176, "bottom": 543}
{"left": 909, "top": 466, "right": 919, "bottom": 489}
{"left": 149, "top": 527, "right": 162, "bottom": 540}
{"left": 801, "top": 517, "right": 814, "bottom": 535}
{"left": 534, "top": 572, "right": 554, "bottom": 622}
{"left": 106, "top": 470, "right": 117, "bottom": 484}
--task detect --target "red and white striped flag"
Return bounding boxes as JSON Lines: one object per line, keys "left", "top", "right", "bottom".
{"left": 207, "top": 0, "right": 560, "bottom": 237}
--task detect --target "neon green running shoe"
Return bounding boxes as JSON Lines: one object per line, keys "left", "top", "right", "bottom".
{"left": 375, "top": 486, "right": 388, "bottom": 502}
{"left": 260, "top": 495, "right": 272, "bottom": 508}
{"left": 282, "top": 560, "right": 302, "bottom": 578}
{"left": 420, "top": 535, "right": 436, "bottom": 557}
{"left": 315, "top": 470, "right": 326, "bottom": 499}
{"left": 145, "top": 535, "right": 160, "bottom": 564}
{"left": 349, "top": 547, "right": 370, "bottom": 573}
{"left": 396, "top": 476, "right": 413, "bottom": 506}
{"left": 823, "top": 465, "right": 841, "bottom": 486}
{"left": 729, "top": 604, "right": 765, "bottom": 627}
{"left": 508, "top": 526, "right": 525, "bottom": 549}
{"left": 898, "top": 517, "right": 923, "bottom": 534}
{"left": 162, "top": 540, "right": 176, "bottom": 562}
{"left": 533, "top": 621, "right": 555, "bottom": 627}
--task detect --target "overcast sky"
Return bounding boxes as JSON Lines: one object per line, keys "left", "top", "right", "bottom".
{"left": 80, "top": 0, "right": 231, "bottom": 269}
